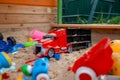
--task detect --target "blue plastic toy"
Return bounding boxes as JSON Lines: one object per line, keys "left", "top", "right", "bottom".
{"left": 0, "top": 52, "right": 12, "bottom": 69}
{"left": 21, "top": 57, "right": 50, "bottom": 80}
{"left": 54, "top": 54, "right": 61, "bottom": 60}
{"left": 0, "top": 33, "right": 16, "bottom": 53}
{"left": 10, "top": 44, "right": 25, "bottom": 53}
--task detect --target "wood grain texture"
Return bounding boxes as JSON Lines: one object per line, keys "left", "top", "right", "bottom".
{"left": 0, "top": 23, "right": 51, "bottom": 33}
{"left": 0, "top": 4, "right": 56, "bottom": 14}
{"left": 0, "top": 0, "right": 57, "bottom": 7}
{"left": 0, "top": 14, "right": 55, "bottom": 24}
{"left": 51, "top": 24, "right": 120, "bottom": 29}
{"left": 0, "top": 23, "right": 50, "bottom": 28}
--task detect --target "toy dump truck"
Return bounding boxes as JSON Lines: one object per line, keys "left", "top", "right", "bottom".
{"left": 69, "top": 38, "right": 113, "bottom": 80}
{"left": 33, "top": 29, "right": 72, "bottom": 59}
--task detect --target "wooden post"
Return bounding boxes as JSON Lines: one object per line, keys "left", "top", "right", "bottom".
{"left": 57, "top": 0, "right": 62, "bottom": 24}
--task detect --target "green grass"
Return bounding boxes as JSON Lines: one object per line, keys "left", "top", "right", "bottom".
{"left": 107, "top": 16, "right": 120, "bottom": 24}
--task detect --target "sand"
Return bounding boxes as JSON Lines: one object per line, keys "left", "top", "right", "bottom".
{"left": 1, "top": 28, "right": 120, "bottom": 80}
{"left": 0, "top": 29, "right": 86, "bottom": 80}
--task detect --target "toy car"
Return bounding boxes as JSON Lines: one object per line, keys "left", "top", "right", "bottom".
{"left": 0, "top": 33, "right": 16, "bottom": 53}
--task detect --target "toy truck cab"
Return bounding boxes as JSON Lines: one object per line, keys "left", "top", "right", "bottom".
{"left": 34, "top": 29, "right": 72, "bottom": 58}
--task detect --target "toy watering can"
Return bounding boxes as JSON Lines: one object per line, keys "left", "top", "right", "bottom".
{"left": 30, "top": 30, "right": 46, "bottom": 41}
{"left": 0, "top": 52, "right": 12, "bottom": 69}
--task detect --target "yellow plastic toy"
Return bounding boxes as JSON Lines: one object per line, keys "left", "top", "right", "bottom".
{"left": 111, "top": 52, "right": 120, "bottom": 75}
{"left": 2, "top": 52, "right": 12, "bottom": 66}
{"left": 110, "top": 40, "right": 120, "bottom": 53}
{"left": 16, "top": 73, "right": 23, "bottom": 80}
{"left": 110, "top": 40, "right": 120, "bottom": 75}
{"left": 28, "top": 37, "right": 33, "bottom": 42}
{"left": 0, "top": 75, "right": 2, "bottom": 80}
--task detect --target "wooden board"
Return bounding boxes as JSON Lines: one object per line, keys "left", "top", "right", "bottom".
{"left": 51, "top": 24, "right": 120, "bottom": 29}
{"left": 0, "top": 4, "right": 56, "bottom": 14}
{"left": 0, "top": 4, "right": 56, "bottom": 30}
{"left": 0, "top": 23, "right": 50, "bottom": 29}
{"left": 0, "top": 23, "right": 51, "bottom": 33}
{"left": 0, "top": 0, "right": 57, "bottom": 7}
{"left": 0, "top": 14, "right": 55, "bottom": 24}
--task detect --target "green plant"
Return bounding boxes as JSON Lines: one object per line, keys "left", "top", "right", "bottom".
{"left": 107, "top": 16, "right": 120, "bottom": 24}
{"left": 92, "top": 12, "right": 107, "bottom": 24}
{"left": 76, "top": 16, "right": 87, "bottom": 24}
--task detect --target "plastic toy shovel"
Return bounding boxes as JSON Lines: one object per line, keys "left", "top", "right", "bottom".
{"left": 24, "top": 41, "right": 37, "bottom": 48}
{"left": 10, "top": 44, "right": 25, "bottom": 54}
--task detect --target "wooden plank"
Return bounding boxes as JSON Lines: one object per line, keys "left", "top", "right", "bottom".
{"left": 0, "top": 0, "right": 57, "bottom": 7}
{"left": 0, "top": 14, "right": 56, "bottom": 24}
{"left": 51, "top": 24, "right": 120, "bottom": 29}
{"left": 0, "top": 23, "right": 50, "bottom": 29}
{"left": 0, "top": 23, "right": 51, "bottom": 32}
{"left": 0, "top": 23, "right": 50, "bottom": 28}
{"left": 0, "top": 4, "right": 56, "bottom": 14}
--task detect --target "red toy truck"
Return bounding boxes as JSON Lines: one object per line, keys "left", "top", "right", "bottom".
{"left": 33, "top": 29, "right": 72, "bottom": 59}
{"left": 69, "top": 38, "right": 113, "bottom": 80}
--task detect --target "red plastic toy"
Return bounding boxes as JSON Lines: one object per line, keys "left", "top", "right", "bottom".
{"left": 33, "top": 29, "right": 72, "bottom": 59}
{"left": 69, "top": 38, "right": 113, "bottom": 80}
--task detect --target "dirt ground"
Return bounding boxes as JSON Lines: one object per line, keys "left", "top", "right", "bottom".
{"left": 1, "top": 28, "right": 120, "bottom": 80}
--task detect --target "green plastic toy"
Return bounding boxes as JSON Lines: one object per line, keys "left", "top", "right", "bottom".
{"left": 24, "top": 41, "right": 37, "bottom": 48}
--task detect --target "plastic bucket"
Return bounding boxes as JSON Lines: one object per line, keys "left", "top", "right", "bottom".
{"left": 30, "top": 30, "right": 46, "bottom": 41}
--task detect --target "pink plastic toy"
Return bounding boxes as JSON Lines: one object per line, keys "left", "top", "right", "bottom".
{"left": 30, "top": 30, "right": 46, "bottom": 41}
{"left": 69, "top": 38, "right": 113, "bottom": 80}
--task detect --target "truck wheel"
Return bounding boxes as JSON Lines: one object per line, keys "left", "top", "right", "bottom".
{"left": 68, "top": 46, "right": 72, "bottom": 53}
{"left": 75, "top": 67, "right": 97, "bottom": 80}
{"left": 0, "top": 33, "right": 3, "bottom": 40}
{"left": 87, "top": 42, "right": 91, "bottom": 48}
{"left": 7, "top": 37, "right": 16, "bottom": 46}
{"left": 36, "top": 74, "right": 49, "bottom": 80}
{"left": 48, "top": 49, "right": 54, "bottom": 58}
